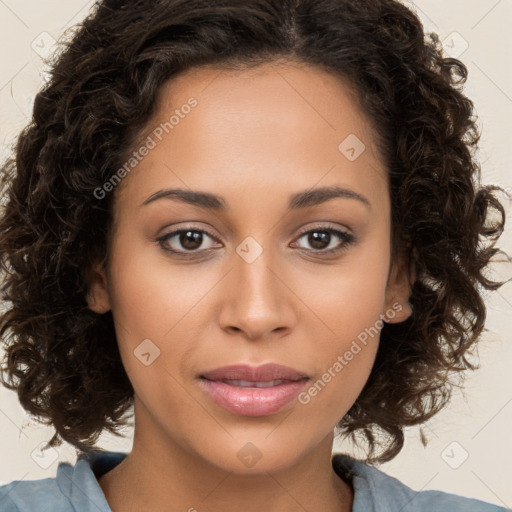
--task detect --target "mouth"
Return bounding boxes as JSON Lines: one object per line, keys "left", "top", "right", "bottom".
{"left": 202, "top": 378, "right": 302, "bottom": 388}
{"left": 198, "top": 363, "right": 310, "bottom": 416}
{"left": 199, "top": 363, "right": 309, "bottom": 382}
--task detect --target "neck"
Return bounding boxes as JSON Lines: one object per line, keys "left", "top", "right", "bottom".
{"left": 98, "top": 406, "right": 353, "bottom": 512}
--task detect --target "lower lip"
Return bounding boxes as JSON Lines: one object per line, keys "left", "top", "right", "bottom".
{"left": 199, "top": 378, "right": 309, "bottom": 416}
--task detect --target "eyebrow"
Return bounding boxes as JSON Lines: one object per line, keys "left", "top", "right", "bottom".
{"left": 141, "top": 185, "right": 372, "bottom": 211}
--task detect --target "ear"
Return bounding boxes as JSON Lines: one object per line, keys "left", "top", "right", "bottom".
{"left": 383, "top": 249, "right": 415, "bottom": 323}
{"left": 86, "top": 261, "right": 111, "bottom": 314}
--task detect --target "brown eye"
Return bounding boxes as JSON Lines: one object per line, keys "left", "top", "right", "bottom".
{"left": 157, "top": 228, "right": 219, "bottom": 254}
{"left": 293, "top": 227, "right": 356, "bottom": 254}
{"left": 177, "top": 231, "right": 203, "bottom": 250}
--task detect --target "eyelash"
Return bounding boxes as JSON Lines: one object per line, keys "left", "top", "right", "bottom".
{"left": 156, "top": 225, "right": 356, "bottom": 258}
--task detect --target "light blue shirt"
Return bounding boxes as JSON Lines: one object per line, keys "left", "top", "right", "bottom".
{"left": 0, "top": 450, "right": 508, "bottom": 511}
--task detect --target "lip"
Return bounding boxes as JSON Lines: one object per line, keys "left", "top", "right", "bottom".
{"left": 200, "top": 363, "right": 309, "bottom": 382}
{"left": 199, "top": 363, "right": 310, "bottom": 416}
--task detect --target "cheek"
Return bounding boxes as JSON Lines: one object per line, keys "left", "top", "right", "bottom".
{"left": 107, "top": 237, "right": 212, "bottom": 341}
{"left": 296, "top": 229, "right": 390, "bottom": 340}
{"left": 291, "top": 234, "right": 390, "bottom": 411}
{"left": 105, "top": 237, "right": 230, "bottom": 409}
{"left": 294, "top": 287, "right": 383, "bottom": 428}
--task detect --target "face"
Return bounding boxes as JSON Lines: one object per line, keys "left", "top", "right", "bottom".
{"left": 88, "top": 60, "right": 412, "bottom": 474}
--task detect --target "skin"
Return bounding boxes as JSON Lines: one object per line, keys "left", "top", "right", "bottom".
{"left": 88, "top": 60, "right": 413, "bottom": 512}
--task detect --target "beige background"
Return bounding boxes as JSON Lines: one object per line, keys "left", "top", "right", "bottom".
{"left": 0, "top": 0, "right": 511, "bottom": 508}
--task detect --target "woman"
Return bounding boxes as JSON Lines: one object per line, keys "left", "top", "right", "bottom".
{"left": 0, "top": 0, "right": 508, "bottom": 510}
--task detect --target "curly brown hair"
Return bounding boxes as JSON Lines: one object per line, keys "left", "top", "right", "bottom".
{"left": 0, "top": 0, "right": 506, "bottom": 464}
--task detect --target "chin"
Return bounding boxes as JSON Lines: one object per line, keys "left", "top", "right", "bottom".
{"left": 194, "top": 438, "right": 305, "bottom": 475}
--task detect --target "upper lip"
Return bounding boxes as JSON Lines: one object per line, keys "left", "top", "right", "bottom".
{"left": 200, "top": 363, "right": 309, "bottom": 382}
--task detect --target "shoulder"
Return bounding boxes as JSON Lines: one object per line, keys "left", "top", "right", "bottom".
{"left": 332, "top": 454, "right": 510, "bottom": 512}
{"left": 0, "top": 450, "right": 127, "bottom": 512}
{"left": 0, "top": 473, "right": 70, "bottom": 512}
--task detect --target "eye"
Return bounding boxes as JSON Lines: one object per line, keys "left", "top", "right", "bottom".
{"left": 292, "top": 226, "right": 356, "bottom": 255}
{"left": 156, "top": 224, "right": 356, "bottom": 257}
{"left": 157, "top": 227, "right": 220, "bottom": 255}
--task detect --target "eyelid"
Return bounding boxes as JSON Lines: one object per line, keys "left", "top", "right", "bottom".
{"left": 294, "top": 222, "right": 353, "bottom": 238}
{"left": 156, "top": 225, "right": 221, "bottom": 252}
{"left": 292, "top": 223, "right": 356, "bottom": 255}
{"left": 156, "top": 222, "right": 356, "bottom": 256}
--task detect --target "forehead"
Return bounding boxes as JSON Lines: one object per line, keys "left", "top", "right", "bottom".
{"left": 117, "top": 61, "right": 388, "bottom": 210}
{"left": 149, "top": 60, "right": 378, "bottom": 148}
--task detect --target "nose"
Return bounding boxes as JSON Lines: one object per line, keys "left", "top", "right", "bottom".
{"left": 217, "top": 244, "right": 297, "bottom": 341}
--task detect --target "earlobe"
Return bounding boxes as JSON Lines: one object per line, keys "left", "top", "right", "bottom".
{"left": 86, "top": 262, "right": 111, "bottom": 314}
{"left": 383, "top": 298, "right": 412, "bottom": 323}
